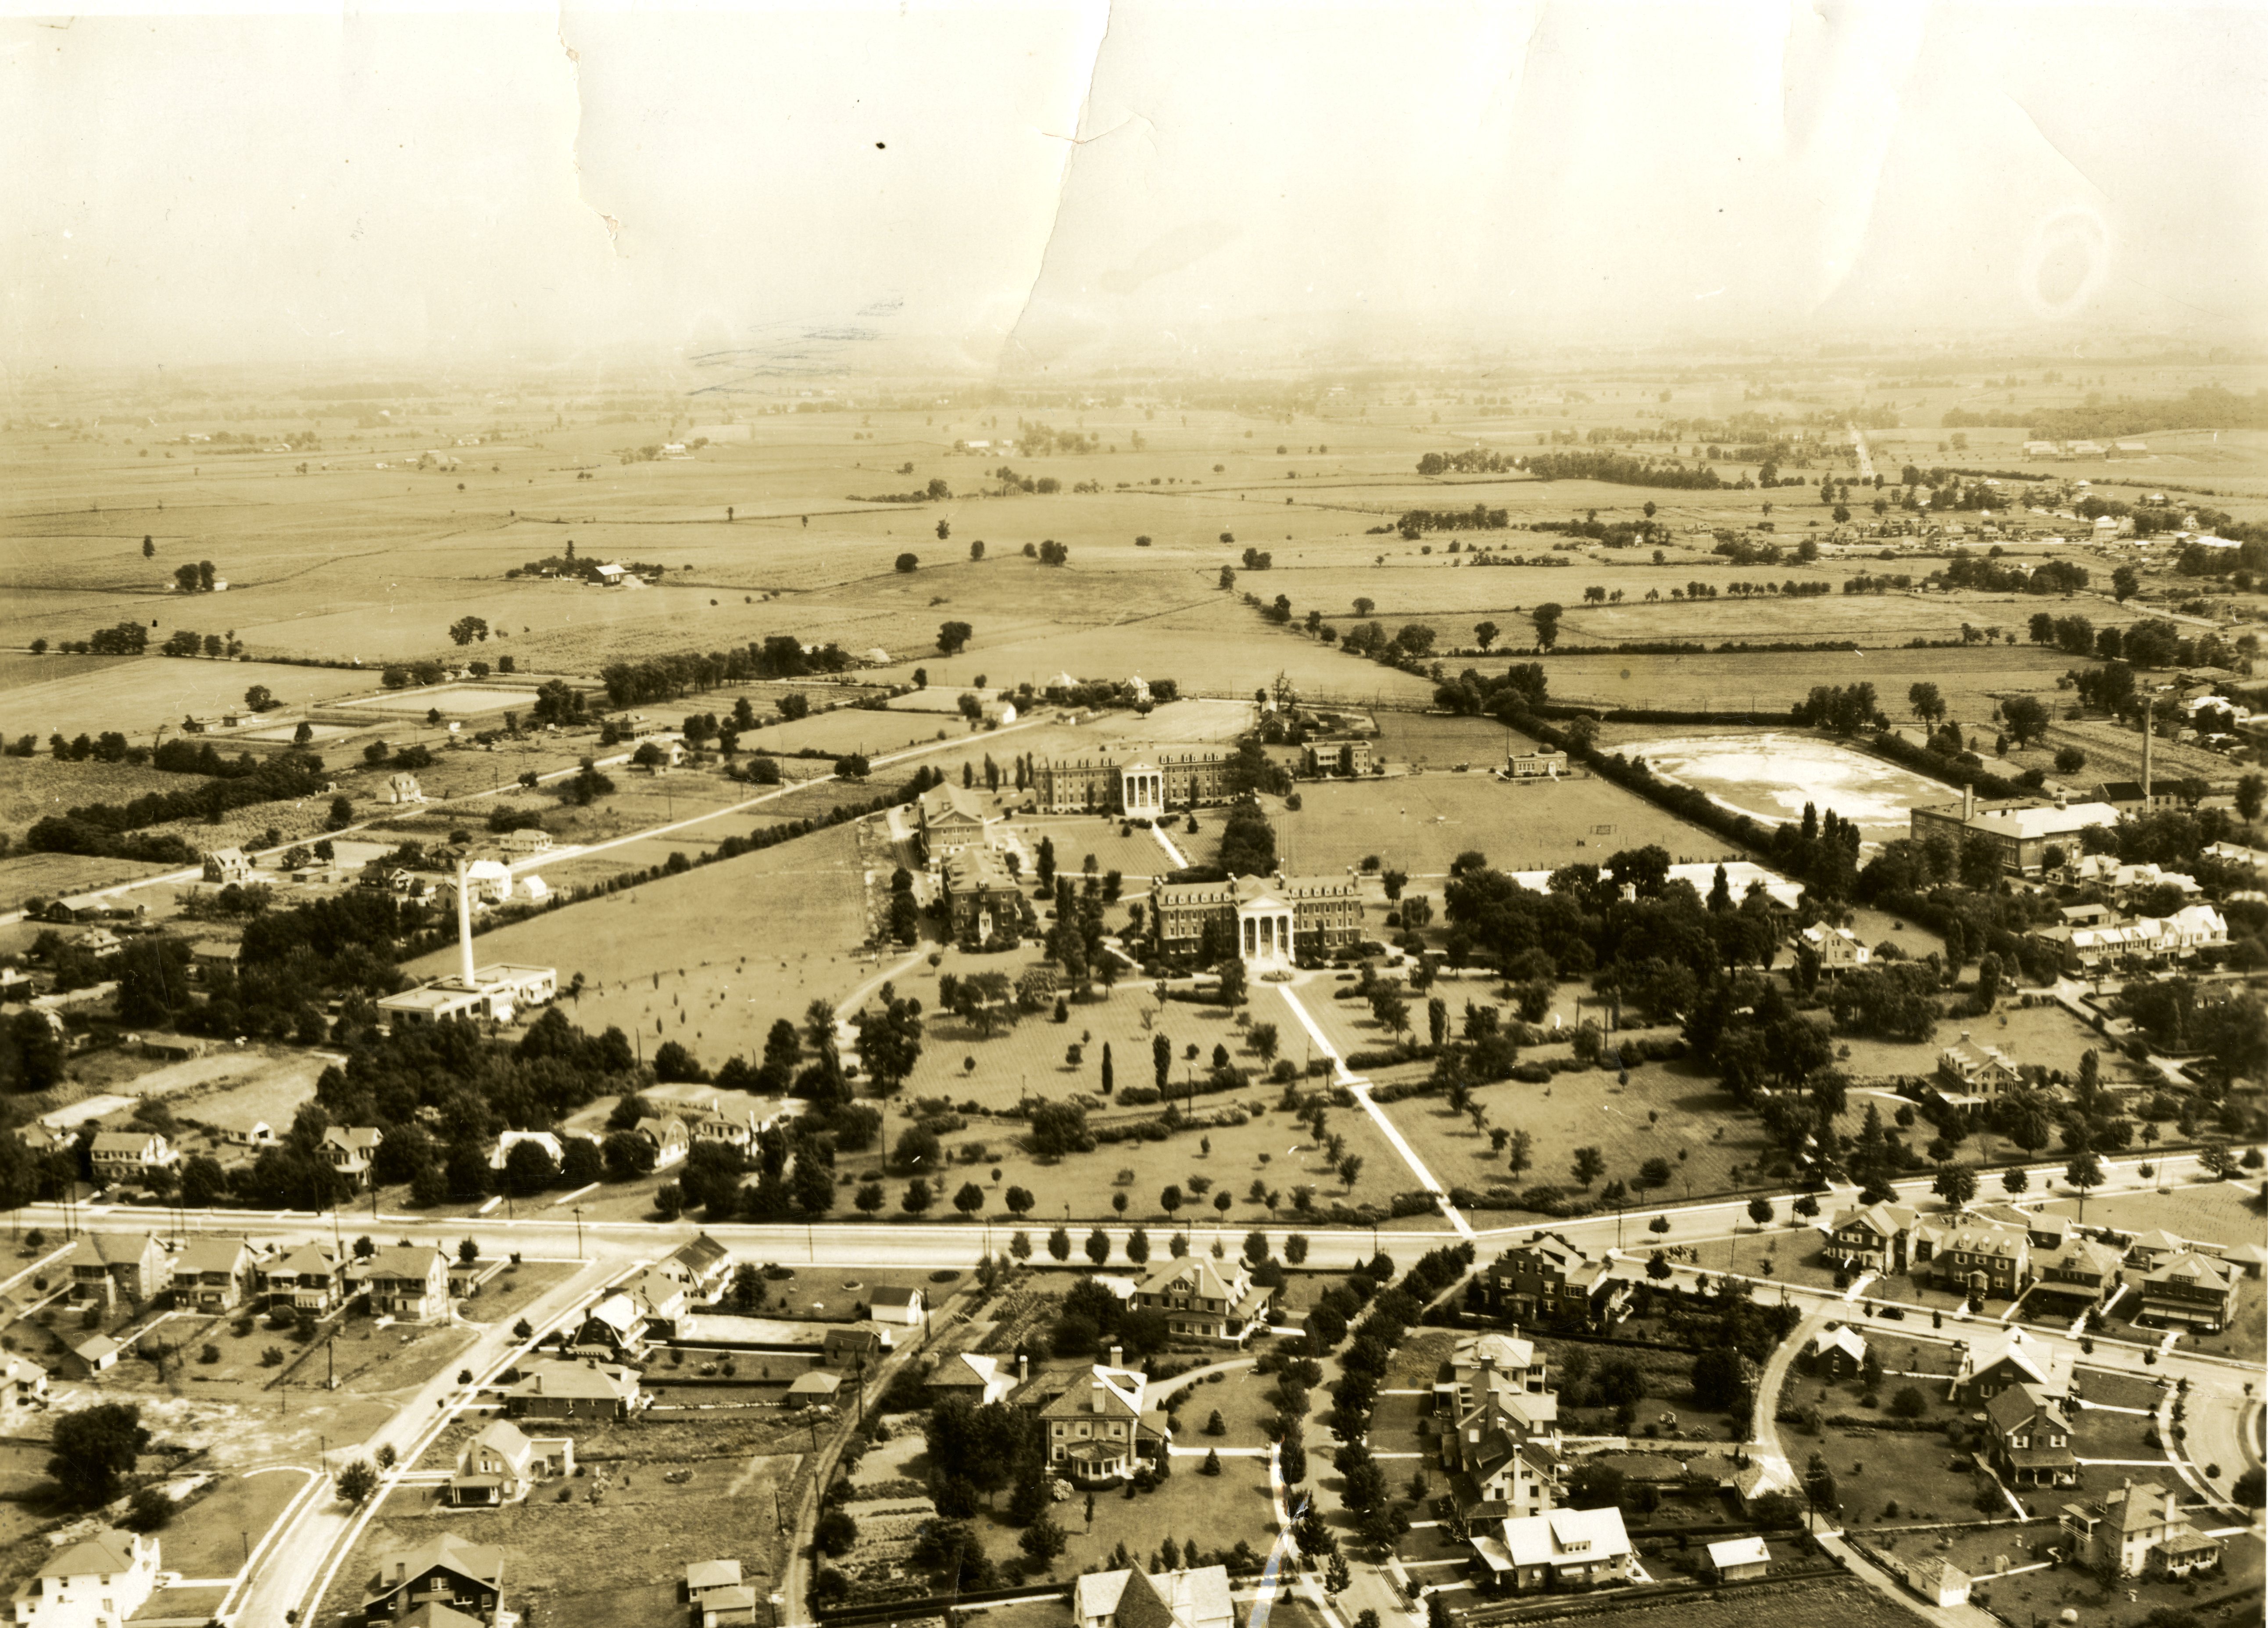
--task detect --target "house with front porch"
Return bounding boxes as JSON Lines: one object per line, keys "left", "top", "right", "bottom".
{"left": 1471, "top": 1506, "right": 1631, "bottom": 1593}
{"left": 2061, "top": 1481, "right": 2224, "bottom": 1580}
{"left": 2136, "top": 1251, "right": 2235, "bottom": 1332}
{"left": 1037, "top": 1363, "right": 1170, "bottom": 1485}
{"left": 362, "top": 1246, "right": 450, "bottom": 1321}
{"left": 1128, "top": 1256, "right": 1272, "bottom": 1343}
{"left": 1985, "top": 1382, "right": 2077, "bottom": 1487}
{"left": 446, "top": 1420, "right": 572, "bottom": 1507}
{"left": 1821, "top": 1201, "right": 1917, "bottom": 1273}
{"left": 322, "top": 1127, "right": 383, "bottom": 1190}
{"left": 1953, "top": 1327, "right": 2072, "bottom": 1406}
{"left": 1477, "top": 1231, "right": 1626, "bottom": 1327}
{"left": 64, "top": 1233, "right": 170, "bottom": 1306}
{"left": 261, "top": 1244, "right": 344, "bottom": 1312}
{"left": 171, "top": 1237, "right": 256, "bottom": 1313}
{"left": 361, "top": 1535, "right": 505, "bottom": 1623}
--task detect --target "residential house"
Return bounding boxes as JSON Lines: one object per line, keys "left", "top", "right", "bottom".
{"left": 361, "top": 1535, "right": 506, "bottom": 1623}
{"left": 2028, "top": 1237, "right": 2124, "bottom": 1309}
{"left": 1936, "top": 1036, "right": 2023, "bottom": 1099}
{"left": 10, "top": 1530, "right": 160, "bottom": 1628}
{"left": 572, "top": 1279, "right": 684, "bottom": 1358}
{"left": 0, "top": 1355, "right": 48, "bottom": 1423}
{"left": 322, "top": 1126, "right": 383, "bottom": 1190}
{"left": 13, "top": 1122, "right": 64, "bottom": 1158}
{"left": 657, "top": 1233, "right": 731, "bottom": 1300}
{"left": 1302, "top": 737, "right": 1374, "bottom": 778}
{"left": 64, "top": 1233, "right": 170, "bottom": 1305}
{"left": 1037, "top": 1363, "right": 1170, "bottom": 1485}
{"left": 382, "top": 773, "right": 426, "bottom": 806}
{"left": 632, "top": 1116, "right": 690, "bottom": 1171}
{"left": 1807, "top": 1325, "right": 1867, "bottom": 1381}
{"left": 261, "top": 1245, "right": 344, "bottom": 1312}
{"left": 1470, "top": 1506, "right": 1633, "bottom": 1593}
{"left": 927, "top": 1352, "right": 1013, "bottom": 1406}
{"left": 504, "top": 1358, "right": 641, "bottom": 1422}
{"left": 1704, "top": 1536, "right": 1770, "bottom": 1583}
{"left": 446, "top": 1420, "right": 572, "bottom": 1507}
{"left": 1072, "top": 1566, "right": 1234, "bottom": 1628}
{"left": 687, "top": 1561, "right": 755, "bottom": 1625}
{"left": 171, "top": 1237, "right": 255, "bottom": 1313}
{"left": 1434, "top": 1332, "right": 1552, "bottom": 1408}
{"left": 1720, "top": 1461, "right": 1796, "bottom": 1517}
{"left": 61, "top": 929, "right": 121, "bottom": 962}
{"left": 1797, "top": 925, "right": 1871, "bottom": 974}
{"left": 1438, "top": 1384, "right": 1563, "bottom": 1522}
{"left": 1985, "top": 1383, "right": 2077, "bottom": 1488}
{"left": 88, "top": 1131, "right": 174, "bottom": 1186}
{"left": 497, "top": 828, "right": 551, "bottom": 857}
{"left": 187, "top": 940, "right": 237, "bottom": 980}
{"left": 1129, "top": 1256, "right": 1273, "bottom": 1343}
{"left": 1821, "top": 1202, "right": 1917, "bottom": 1273}
{"left": 822, "top": 1322, "right": 891, "bottom": 1370}
{"left": 1478, "top": 1231, "right": 1624, "bottom": 1325}
{"left": 1969, "top": 1205, "right": 2074, "bottom": 1252}
{"left": 2061, "top": 1481, "right": 2224, "bottom": 1580}
{"left": 1913, "top": 1216, "right": 2033, "bottom": 1301}
{"left": 682, "top": 1103, "right": 764, "bottom": 1155}
{"left": 363, "top": 1246, "right": 450, "bottom": 1321}
{"left": 2122, "top": 1229, "right": 2188, "bottom": 1270}
{"left": 2136, "top": 1251, "right": 2236, "bottom": 1332}
{"left": 1904, "top": 1557, "right": 1971, "bottom": 1608}
{"left": 202, "top": 849, "right": 255, "bottom": 886}
{"left": 868, "top": 1286, "right": 924, "bottom": 1327}
{"left": 1953, "top": 1327, "right": 2073, "bottom": 1406}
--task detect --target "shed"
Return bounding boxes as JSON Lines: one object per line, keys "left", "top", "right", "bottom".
{"left": 1906, "top": 1556, "right": 1971, "bottom": 1608}
{"left": 70, "top": 1334, "right": 121, "bottom": 1375}
{"left": 786, "top": 1370, "right": 842, "bottom": 1406}
{"left": 1705, "top": 1535, "right": 1770, "bottom": 1582}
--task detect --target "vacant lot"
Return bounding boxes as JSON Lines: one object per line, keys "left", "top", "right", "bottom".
{"left": 1273, "top": 770, "right": 1741, "bottom": 882}
{"left": 1473, "top": 1576, "right": 1936, "bottom": 1628}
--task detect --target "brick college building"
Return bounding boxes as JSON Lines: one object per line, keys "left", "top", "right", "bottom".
{"left": 1033, "top": 750, "right": 1231, "bottom": 815}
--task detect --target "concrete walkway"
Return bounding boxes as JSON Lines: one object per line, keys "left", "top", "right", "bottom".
{"left": 1814, "top": 1531, "right": 2000, "bottom": 1628}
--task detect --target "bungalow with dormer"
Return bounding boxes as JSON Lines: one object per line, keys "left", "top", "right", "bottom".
{"left": 505, "top": 1358, "right": 641, "bottom": 1422}
{"left": 447, "top": 1420, "right": 573, "bottom": 1506}
{"left": 361, "top": 1534, "right": 505, "bottom": 1623}
{"left": 1807, "top": 1325, "right": 1867, "bottom": 1381}
{"left": 1470, "top": 1506, "right": 1632, "bottom": 1593}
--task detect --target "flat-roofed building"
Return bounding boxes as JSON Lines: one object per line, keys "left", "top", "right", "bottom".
{"left": 1910, "top": 792, "right": 2122, "bottom": 878}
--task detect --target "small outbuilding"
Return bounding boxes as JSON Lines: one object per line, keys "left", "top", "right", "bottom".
{"left": 1905, "top": 1556, "right": 1971, "bottom": 1608}
{"left": 1705, "top": 1535, "right": 1770, "bottom": 1582}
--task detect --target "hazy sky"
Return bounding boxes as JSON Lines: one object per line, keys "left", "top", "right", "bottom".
{"left": 4, "top": 1, "right": 2264, "bottom": 376}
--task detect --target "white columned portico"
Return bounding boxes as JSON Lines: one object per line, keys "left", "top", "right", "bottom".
{"left": 1235, "top": 894, "right": 1295, "bottom": 971}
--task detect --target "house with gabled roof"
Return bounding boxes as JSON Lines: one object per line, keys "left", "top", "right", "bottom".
{"left": 1821, "top": 1201, "right": 1917, "bottom": 1273}
{"left": 447, "top": 1419, "right": 572, "bottom": 1506}
{"left": 361, "top": 1534, "right": 506, "bottom": 1622}
{"left": 632, "top": 1116, "right": 690, "bottom": 1170}
{"left": 2061, "top": 1480, "right": 2224, "bottom": 1580}
{"left": 868, "top": 1285, "right": 924, "bottom": 1327}
{"left": 1073, "top": 1564, "right": 1233, "bottom": 1628}
{"left": 363, "top": 1245, "right": 449, "bottom": 1321}
{"left": 1985, "top": 1382, "right": 2076, "bottom": 1487}
{"left": 172, "top": 1236, "right": 256, "bottom": 1312}
{"left": 1807, "top": 1324, "right": 1868, "bottom": 1381}
{"left": 201, "top": 848, "right": 254, "bottom": 886}
{"left": 822, "top": 1322, "right": 891, "bottom": 1369}
{"left": 1705, "top": 1535, "right": 1770, "bottom": 1582}
{"left": 1937, "top": 1036, "right": 2023, "bottom": 1099}
{"left": 88, "top": 1131, "right": 174, "bottom": 1185}
{"left": 1434, "top": 1333, "right": 1551, "bottom": 1413}
{"left": 1953, "top": 1326, "right": 2072, "bottom": 1406}
{"left": 1037, "top": 1363, "right": 1170, "bottom": 1485}
{"left": 927, "top": 1351, "right": 1013, "bottom": 1406}
{"left": 322, "top": 1126, "right": 383, "bottom": 1189}
{"left": 658, "top": 1232, "right": 730, "bottom": 1299}
{"left": 1904, "top": 1556, "right": 1971, "bottom": 1608}
{"left": 1478, "top": 1230, "right": 1624, "bottom": 1325}
{"left": 261, "top": 1244, "right": 344, "bottom": 1312}
{"left": 1471, "top": 1505, "right": 1632, "bottom": 1593}
{"left": 0, "top": 1354, "right": 48, "bottom": 1424}
{"left": 11, "top": 1528, "right": 160, "bottom": 1628}
{"left": 1129, "top": 1255, "right": 1272, "bottom": 1343}
{"left": 918, "top": 783, "right": 1000, "bottom": 864}
{"left": 2029, "top": 1236, "right": 2124, "bottom": 1308}
{"left": 64, "top": 1232, "right": 169, "bottom": 1305}
{"left": 1439, "top": 1387, "right": 1562, "bottom": 1522}
{"left": 1798, "top": 924, "right": 1871, "bottom": 973}
{"left": 505, "top": 1357, "right": 641, "bottom": 1422}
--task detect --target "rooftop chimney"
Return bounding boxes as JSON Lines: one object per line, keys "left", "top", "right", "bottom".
{"left": 1109, "top": 1344, "right": 1123, "bottom": 1370}
{"left": 1962, "top": 783, "right": 1975, "bottom": 823}
{"left": 1017, "top": 1353, "right": 1029, "bottom": 1384}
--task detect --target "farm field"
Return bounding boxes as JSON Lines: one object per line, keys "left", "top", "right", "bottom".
{"left": 1507, "top": 643, "right": 2085, "bottom": 717}
{"left": 1555, "top": 589, "right": 2146, "bottom": 647}
{"left": 0, "top": 655, "right": 376, "bottom": 747}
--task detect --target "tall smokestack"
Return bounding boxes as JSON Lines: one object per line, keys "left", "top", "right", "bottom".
{"left": 2141, "top": 697, "right": 2153, "bottom": 808}
{"left": 1962, "top": 782, "right": 1974, "bottom": 823}
{"left": 456, "top": 859, "right": 476, "bottom": 984}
